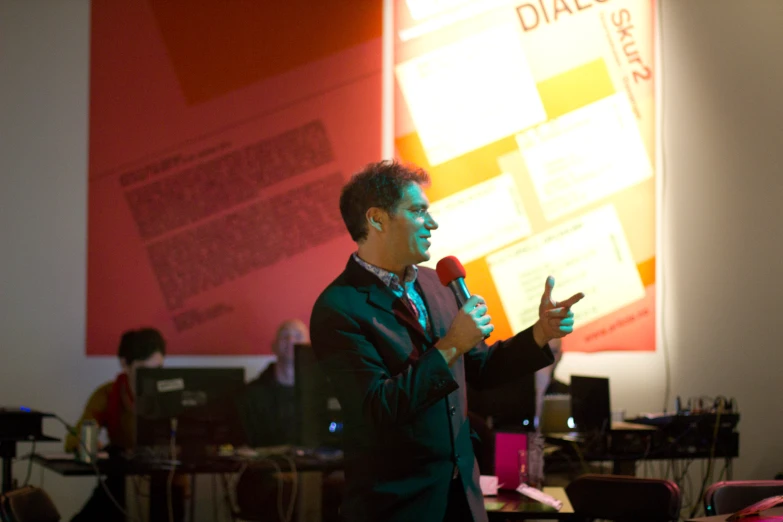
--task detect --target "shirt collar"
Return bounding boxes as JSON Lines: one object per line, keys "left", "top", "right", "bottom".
{"left": 352, "top": 252, "right": 418, "bottom": 291}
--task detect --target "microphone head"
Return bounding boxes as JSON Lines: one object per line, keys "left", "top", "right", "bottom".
{"left": 436, "top": 256, "right": 466, "bottom": 287}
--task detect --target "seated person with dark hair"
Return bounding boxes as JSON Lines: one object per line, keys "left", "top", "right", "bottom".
{"left": 66, "top": 328, "right": 166, "bottom": 454}
{"left": 66, "top": 328, "right": 186, "bottom": 522}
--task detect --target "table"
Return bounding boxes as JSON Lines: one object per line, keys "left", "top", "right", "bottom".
{"left": 546, "top": 420, "right": 739, "bottom": 476}
{"left": 31, "top": 451, "right": 342, "bottom": 522}
{"left": 34, "top": 453, "right": 575, "bottom": 521}
{"left": 687, "top": 506, "right": 783, "bottom": 521}
{"left": 30, "top": 451, "right": 340, "bottom": 476}
{"left": 1, "top": 435, "right": 59, "bottom": 492}
{"left": 485, "top": 487, "right": 574, "bottom": 520}
{"left": 0, "top": 409, "right": 61, "bottom": 492}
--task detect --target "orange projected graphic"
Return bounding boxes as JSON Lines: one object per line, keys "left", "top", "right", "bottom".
{"left": 393, "top": 0, "right": 656, "bottom": 353}
{"left": 87, "top": 0, "right": 382, "bottom": 355}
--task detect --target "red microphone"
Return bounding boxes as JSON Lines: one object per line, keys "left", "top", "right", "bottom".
{"left": 436, "top": 256, "right": 471, "bottom": 307}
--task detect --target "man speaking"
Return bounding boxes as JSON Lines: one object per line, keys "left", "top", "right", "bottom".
{"left": 310, "top": 160, "right": 584, "bottom": 522}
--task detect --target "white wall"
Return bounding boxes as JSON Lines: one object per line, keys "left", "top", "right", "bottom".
{"left": 557, "top": 0, "right": 783, "bottom": 487}
{"left": 2, "top": 0, "right": 783, "bottom": 518}
{"left": 1, "top": 0, "right": 95, "bottom": 517}
{"left": 659, "top": 0, "right": 783, "bottom": 482}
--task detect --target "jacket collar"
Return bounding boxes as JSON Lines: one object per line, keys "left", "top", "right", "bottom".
{"left": 344, "top": 256, "right": 432, "bottom": 344}
{"left": 414, "top": 266, "right": 449, "bottom": 339}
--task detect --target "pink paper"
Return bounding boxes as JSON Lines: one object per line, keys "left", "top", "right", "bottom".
{"left": 494, "top": 432, "right": 527, "bottom": 490}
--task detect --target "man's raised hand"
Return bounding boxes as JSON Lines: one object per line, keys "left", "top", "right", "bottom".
{"left": 534, "top": 276, "right": 585, "bottom": 346}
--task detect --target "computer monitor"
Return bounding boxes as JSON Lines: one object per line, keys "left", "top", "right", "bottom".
{"left": 294, "top": 343, "right": 342, "bottom": 449}
{"left": 466, "top": 373, "right": 536, "bottom": 431}
{"left": 135, "top": 367, "right": 246, "bottom": 458}
{"left": 570, "top": 375, "right": 611, "bottom": 433}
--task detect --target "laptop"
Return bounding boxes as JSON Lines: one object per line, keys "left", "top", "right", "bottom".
{"left": 539, "top": 394, "right": 573, "bottom": 434}
{"left": 542, "top": 375, "right": 611, "bottom": 444}
{"left": 545, "top": 376, "right": 656, "bottom": 455}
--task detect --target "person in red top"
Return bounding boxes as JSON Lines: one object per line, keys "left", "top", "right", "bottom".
{"left": 67, "top": 328, "right": 168, "bottom": 522}
{"left": 66, "top": 328, "right": 165, "bottom": 453}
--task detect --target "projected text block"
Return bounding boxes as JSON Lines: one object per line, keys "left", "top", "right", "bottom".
{"left": 486, "top": 204, "right": 645, "bottom": 332}
{"left": 422, "top": 173, "right": 532, "bottom": 268}
{"left": 516, "top": 92, "right": 652, "bottom": 221}
{"left": 396, "top": 23, "right": 546, "bottom": 166}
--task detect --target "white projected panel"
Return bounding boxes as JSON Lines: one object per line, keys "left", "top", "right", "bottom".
{"left": 399, "top": 0, "right": 516, "bottom": 41}
{"left": 516, "top": 92, "right": 652, "bottom": 221}
{"left": 405, "top": 0, "right": 475, "bottom": 21}
{"left": 422, "top": 173, "right": 531, "bottom": 268}
{"left": 395, "top": 23, "right": 546, "bottom": 166}
{"left": 486, "top": 204, "right": 644, "bottom": 332}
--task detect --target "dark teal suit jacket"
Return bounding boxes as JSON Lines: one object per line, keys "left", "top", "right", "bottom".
{"left": 310, "top": 256, "right": 553, "bottom": 522}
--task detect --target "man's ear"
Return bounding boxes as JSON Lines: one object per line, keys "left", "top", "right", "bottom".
{"left": 366, "top": 208, "right": 384, "bottom": 232}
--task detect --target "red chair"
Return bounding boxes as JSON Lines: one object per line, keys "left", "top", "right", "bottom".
{"left": 566, "top": 474, "right": 681, "bottom": 522}
{"left": 704, "top": 480, "right": 783, "bottom": 515}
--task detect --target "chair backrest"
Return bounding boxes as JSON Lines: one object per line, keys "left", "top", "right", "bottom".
{"left": 704, "top": 480, "right": 783, "bottom": 515}
{"left": 565, "top": 474, "right": 681, "bottom": 522}
{"left": 0, "top": 486, "right": 60, "bottom": 522}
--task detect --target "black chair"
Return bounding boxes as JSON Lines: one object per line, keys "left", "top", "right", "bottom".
{"left": 232, "top": 468, "right": 296, "bottom": 522}
{"left": 566, "top": 474, "right": 680, "bottom": 522}
{"left": 0, "top": 486, "right": 60, "bottom": 522}
{"left": 704, "top": 480, "right": 783, "bottom": 515}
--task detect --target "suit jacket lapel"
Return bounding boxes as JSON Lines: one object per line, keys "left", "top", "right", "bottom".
{"left": 416, "top": 268, "right": 450, "bottom": 340}
{"left": 345, "top": 257, "right": 431, "bottom": 346}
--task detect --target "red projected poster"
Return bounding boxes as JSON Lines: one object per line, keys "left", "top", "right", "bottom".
{"left": 393, "top": 0, "right": 656, "bottom": 353}
{"left": 87, "top": 1, "right": 382, "bottom": 355}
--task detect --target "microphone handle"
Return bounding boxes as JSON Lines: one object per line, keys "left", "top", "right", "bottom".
{"left": 448, "top": 277, "right": 490, "bottom": 340}
{"left": 447, "top": 278, "right": 471, "bottom": 307}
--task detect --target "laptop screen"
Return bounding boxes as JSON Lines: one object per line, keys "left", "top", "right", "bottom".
{"left": 569, "top": 375, "right": 611, "bottom": 433}
{"left": 540, "top": 394, "right": 573, "bottom": 434}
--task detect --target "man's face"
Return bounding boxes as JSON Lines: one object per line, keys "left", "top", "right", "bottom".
{"left": 127, "top": 351, "right": 165, "bottom": 396}
{"left": 384, "top": 183, "right": 439, "bottom": 266}
{"left": 273, "top": 324, "right": 308, "bottom": 363}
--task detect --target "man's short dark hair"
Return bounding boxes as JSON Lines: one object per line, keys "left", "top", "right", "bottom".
{"left": 117, "top": 328, "right": 166, "bottom": 365}
{"left": 339, "top": 160, "right": 430, "bottom": 242}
